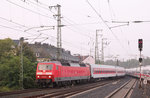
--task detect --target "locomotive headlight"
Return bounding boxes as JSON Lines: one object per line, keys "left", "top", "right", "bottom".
{"left": 37, "top": 76, "right": 40, "bottom": 78}
{"left": 49, "top": 76, "right": 51, "bottom": 78}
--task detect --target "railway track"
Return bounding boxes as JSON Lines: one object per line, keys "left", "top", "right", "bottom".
{"left": 0, "top": 88, "right": 57, "bottom": 98}
{"left": 27, "top": 79, "right": 119, "bottom": 98}
{"left": 0, "top": 78, "right": 125, "bottom": 98}
{"left": 0, "top": 88, "right": 43, "bottom": 96}
{"left": 105, "top": 78, "right": 137, "bottom": 98}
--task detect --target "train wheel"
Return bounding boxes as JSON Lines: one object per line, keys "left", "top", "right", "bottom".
{"left": 52, "top": 82, "right": 57, "bottom": 88}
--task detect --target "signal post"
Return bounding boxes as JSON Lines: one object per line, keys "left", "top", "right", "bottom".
{"left": 138, "top": 39, "right": 143, "bottom": 88}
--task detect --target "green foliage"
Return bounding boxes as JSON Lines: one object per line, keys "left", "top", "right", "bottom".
{"left": 0, "top": 87, "right": 11, "bottom": 92}
{"left": 0, "top": 38, "right": 15, "bottom": 58}
{"left": 0, "top": 38, "right": 37, "bottom": 92}
{"left": 23, "top": 57, "right": 37, "bottom": 89}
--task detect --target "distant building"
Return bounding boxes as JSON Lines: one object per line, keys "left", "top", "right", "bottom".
{"left": 75, "top": 54, "right": 95, "bottom": 64}
{"left": 28, "top": 42, "right": 79, "bottom": 62}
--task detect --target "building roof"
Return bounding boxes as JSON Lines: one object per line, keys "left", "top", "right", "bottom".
{"left": 29, "top": 42, "right": 79, "bottom": 62}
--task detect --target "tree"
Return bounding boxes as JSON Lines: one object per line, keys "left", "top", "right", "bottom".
{"left": 0, "top": 38, "right": 37, "bottom": 91}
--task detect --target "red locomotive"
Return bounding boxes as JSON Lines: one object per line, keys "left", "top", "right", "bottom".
{"left": 36, "top": 61, "right": 90, "bottom": 87}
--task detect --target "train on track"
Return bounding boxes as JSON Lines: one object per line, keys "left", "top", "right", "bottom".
{"left": 126, "top": 65, "right": 150, "bottom": 81}
{"left": 36, "top": 61, "right": 125, "bottom": 87}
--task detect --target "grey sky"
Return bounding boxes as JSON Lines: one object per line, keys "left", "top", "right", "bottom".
{"left": 0, "top": 0, "right": 150, "bottom": 61}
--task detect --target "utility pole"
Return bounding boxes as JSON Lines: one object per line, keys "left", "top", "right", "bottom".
{"left": 117, "top": 59, "right": 119, "bottom": 66}
{"left": 20, "top": 37, "right": 24, "bottom": 90}
{"left": 89, "top": 37, "right": 93, "bottom": 56}
{"left": 95, "top": 30, "right": 98, "bottom": 64}
{"left": 101, "top": 38, "right": 104, "bottom": 64}
{"left": 101, "top": 38, "right": 107, "bottom": 64}
{"left": 95, "top": 29, "right": 102, "bottom": 64}
{"left": 49, "top": 4, "right": 62, "bottom": 60}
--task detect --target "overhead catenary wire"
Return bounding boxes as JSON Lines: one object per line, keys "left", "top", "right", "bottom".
{"left": 0, "top": 24, "right": 24, "bottom": 32}
{"left": 2, "top": 0, "right": 98, "bottom": 55}
{"left": 106, "top": 0, "right": 130, "bottom": 56}
{"left": 23, "top": 0, "right": 95, "bottom": 43}
{"left": 0, "top": 16, "right": 45, "bottom": 36}
{"left": 6, "top": 0, "right": 54, "bottom": 20}
{"left": 23, "top": 0, "right": 56, "bottom": 15}
{"left": 62, "top": 18, "right": 95, "bottom": 40}
{"left": 107, "top": 0, "right": 116, "bottom": 21}
{"left": 86, "top": 0, "right": 129, "bottom": 55}
{"left": 41, "top": 33, "right": 90, "bottom": 52}
{"left": 1, "top": 1, "right": 88, "bottom": 52}
{"left": 63, "top": 16, "right": 96, "bottom": 33}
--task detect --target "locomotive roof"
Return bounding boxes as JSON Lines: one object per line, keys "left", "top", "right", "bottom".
{"left": 90, "top": 64, "right": 125, "bottom": 70}
{"left": 38, "top": 61, "right": 87, "bottom": 67}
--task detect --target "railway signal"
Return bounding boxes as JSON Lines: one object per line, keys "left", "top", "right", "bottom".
{"left": 139, "top": 58, "right": 142, "bottom": 63}
{"left": 138, "top": 39, "right": 143, "bottom": 88}
{"left": 138, "top": 39, "right": 143, "bottom": 51}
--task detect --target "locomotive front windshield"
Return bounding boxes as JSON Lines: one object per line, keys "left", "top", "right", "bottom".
{"left": 38, "top": 64, "right": 53, "bottom": 70}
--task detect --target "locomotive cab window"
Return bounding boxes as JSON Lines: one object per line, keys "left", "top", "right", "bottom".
{"left": 38, "top": 64, "right": 53, "bottom": 70}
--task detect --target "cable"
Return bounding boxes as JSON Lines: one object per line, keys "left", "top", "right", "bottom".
{"left": 24, "top": 0, "right": 56, "bottom": 15}
{"left": 6, "top": 0, "right": 54, "bottom": 19}
{"left": 0, "top": 16, "right": 42, "bottom": 35}
{"left": 63, "top": 16, "right": 95, "bottom": 33}
{"left": 25, "top": 1, "right": 95, "bottom": 46}
{"left": 0, "top": 24, "right": 23, "bottom": 32}
{"left": 86, "top": 0, "right": 119, "bottom": 40}
{"left": 30, "top": 33, "right": 42, "bottom": 43}
{"left": 63, "top": 21, "right": 102, "bottom": 26}
{"left": 41, "top": 33, "right": 90, "bottom": 52}
{"left": 0, "top": 16, "right": 26, "bottom": 27}
{"left": 106, "top": 0, "right": 130, "bottom": 56}
{"left": 107, "top": 0, "right": 116, "bottom": 20}
{"left": 62, "top": 19, "right": 95, "bottom": 40}
{"left": 86, "top": 0, "right": 128, "bottom": 54}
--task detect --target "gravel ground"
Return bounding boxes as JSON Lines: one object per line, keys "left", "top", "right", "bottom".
{"left": 71, "top": 76, "right": 131, "bottom": 98}
{"left": 131, "top": 79, "right": 150, "bottom": 98}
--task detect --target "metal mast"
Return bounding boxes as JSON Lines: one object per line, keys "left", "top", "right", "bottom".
{"left": 50, "top": 4, "right": 62, "bottom": 60}
{"left": 20, "top": 37, "right": 24, "bottom": 90}
{"left": 95, "top": 30, "right": 101, "bottom": 64}
{"left": 101, "top": 38, "right": 104, "bottom": 64}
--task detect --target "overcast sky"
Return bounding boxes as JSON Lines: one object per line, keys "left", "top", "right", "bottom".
{"left": 0, "top": 0, "right": 150, "bottom": 61}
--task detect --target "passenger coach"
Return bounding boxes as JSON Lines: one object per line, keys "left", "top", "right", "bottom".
{"left": 126, "top": 65, "right": 150, "bottom": 81}
{"left": 90, "top": 64, "right": 125, "bottom": 79}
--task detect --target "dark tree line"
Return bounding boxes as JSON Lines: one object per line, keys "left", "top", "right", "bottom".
{"left": 104, "top": 57, "right": 150, "bottom": 68}
{"left": 0, "top": 38, "right": 37, "bottom": 92}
